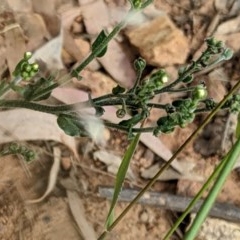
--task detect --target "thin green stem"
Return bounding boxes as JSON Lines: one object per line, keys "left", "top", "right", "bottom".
{"left": 93, "top": 93, "right": 134, "bottom": 103}
{"left": 72, "top": 9, "right": 138, "bottom": 77}
{"left": 155, "top": 50, "right": 225, "bottom": 95}
{"left": 0, "top": 76, "right": 22, "bottom": 99}
{"left": 184, "top": 139, "right": 240, "bottom": 240}
{"left": 15, "top": 7, "right": 142, "bottom": 102}
{"left": 167, "top": 86, "right": 197, "bottom": 93}
{"left": 104, "top": 122, "right": 154, "bottom": 133}
{"left": 0, "top": 100, "right": 91, "bottom": 114}
{"left": 97, "top": 78, "right": 240, "bottom": 239}
{"left": 146, "top": 103, "right": 167, "bottom": 109}
{"left": 163, "top": 152, "right": 230, "bottom": 239}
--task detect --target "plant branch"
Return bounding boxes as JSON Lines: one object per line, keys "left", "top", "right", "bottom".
{"left": 0, "top": 100, "right": 91, "bottom": 114}
{"left": 97, "top": 78, "right": 240, "bottom": 239}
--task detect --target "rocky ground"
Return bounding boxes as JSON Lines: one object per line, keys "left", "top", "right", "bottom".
{"left": 1, "top": 0, "right": 240, "bottom": 239}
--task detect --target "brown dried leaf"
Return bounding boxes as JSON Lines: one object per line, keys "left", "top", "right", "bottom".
{"left": 0, "top": 109, "right": 79, "bottom": 160}
{"left": 0, "top": 35, "right": 7, "bottom": 76}
{"left": 7, "top": 0, "right": 32, "bottom": 13}
{"left": 31, "top": 28, "right": 64, "bottom": 70}
{"left": 15, "top": 13, "right": 50, "bottom": 51}
{"left": 215, "top": 16, "right": 240, "bottom": 35}
{"left": 97, "top": 40, "right": 136, "bottom": 88}
{"left": 81, "top": 0, "right": 109, "bottom": 35}
{"left": 67, "top": 190, "right": 97, "bottom": 240}
{"left": 32, "top": 0, "right": 60, "bottom": 36}
{"left": 93, "top": 150, "right": 136, "bottom": 180}
{"left": 60, "top": 6, "right": 81, "bottom": 30}
{"left": 4, "top": 25, "right": 26, "bottom": 74}
{"left": 26, "top": 147, "right": 61, "bottom": 204}
{"left": 214, "top": 32, "right": 240, "bottom": 52}
{"left": 81, "top": 0, "right": 136, "bottom": 88}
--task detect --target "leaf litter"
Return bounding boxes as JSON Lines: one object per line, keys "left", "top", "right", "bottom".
{"left": 1, "top": 0, "right": 240, "bottom": 239}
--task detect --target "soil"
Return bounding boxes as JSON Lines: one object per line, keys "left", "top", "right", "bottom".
{"left": 1, "top": 0, "right": 240, "bottom": 239}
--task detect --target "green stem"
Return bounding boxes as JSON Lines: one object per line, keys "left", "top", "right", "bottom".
{"left": 97, "top": 78, "right": 240, "bottom": 239}
{"left": 9, "top": 7, "right": 142, "bottom": 102}
{"left": 163, "top": 152, "right": 229, "bottom": 239}
{"left": 0, "top": 76, "right": 22, "bottom": 99}
{"left": 184, "top": 139, "right": 240, "bottom": 240}
{"left": 71, "top": 9, "right": 139, "bottom": 77}
{"left": 0, "top": 100, "right": 91, "bottom": 114}
{"left": 155, "top": 50, "right": 225, "bottom": 95}
{"left": 104, "top": 122, "right": 154, "bottom": 133}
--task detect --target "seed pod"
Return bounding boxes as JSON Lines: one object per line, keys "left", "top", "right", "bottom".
{"left": 193, "top": 85, "right": 207, "bottom": 101}
{"left": 21, "top": 71, "right": 29, "bottom": 79}
{"left": 134, "top": 57, "right": 146, "bottom": 71}
{"left": 24, "top": 64, "right": 32, "bottom": 72}
{"left": 116, "top": 108, "right": 126, "bottom": 118}
{"left": 32, "top": 63, "right": 39, "bottom": 72}
{"left": 24, "top": 51, "right": 32, "bottom": 60}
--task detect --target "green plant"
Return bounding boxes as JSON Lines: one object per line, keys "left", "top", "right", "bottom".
{"left": 0, "top": 0, "right": 240, "bottom": 239}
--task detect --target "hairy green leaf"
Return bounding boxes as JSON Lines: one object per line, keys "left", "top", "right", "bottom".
{"left": 57, "top": 114, "right": 86, "bottom": 137}
{"left": 92, "top": 30, "right": 108, "bottom": 57}
{"left": 23, "top": 77, "right": 54, "bottom": 101}
{"left": 105, "top": 133, "right": 140, "bottom": 229}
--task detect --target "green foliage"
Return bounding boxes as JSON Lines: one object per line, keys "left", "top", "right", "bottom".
{"left": 0, "top": 142, "right": 35, "bottom": 162}
{"left": 112, "top": 85, "right": 126, "bottom": 95}
{"left": 12, "top": 52, "right": 39, "bottom": 80}
{"left": 91, "top": 30, "right": 108, "bottom": 57}
{"left": 134, "top": 57, "right": 146, "bottom": 71}
{"left": 128, "top": 0, "right": 154, "bottom": 9}
{"left": 57, "top": 114, "right": 88, "bottom": 137}
{"left": 184, "top": 138, "right": 240, "bottom": 239}
{"left": 23, "top": 77, "right": 55, "bottom": 101}
{"left": 105, "top": 133, "right": 141, "bottom": 229}
{"left": 1, "top": 1, "right": 240, "bottom": 239}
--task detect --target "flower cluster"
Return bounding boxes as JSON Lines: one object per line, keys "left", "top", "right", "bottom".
{"left": 1, "top": 142, "right": 35, "bottom": 162}
{"left": 154, "top": 85, "right": 207, "bottom": 135}
{"left": 136, "top": 69, "right": 168, "bottom": 103}
{"left": 13, "top": 52, "right": 39, "bottom": 80}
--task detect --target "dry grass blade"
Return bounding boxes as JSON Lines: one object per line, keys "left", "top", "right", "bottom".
{"left": 26, "top": 146, "right": 61, "bottom": 203}
{"left": 67, "top": 190, "right": 97, "bottom": 240}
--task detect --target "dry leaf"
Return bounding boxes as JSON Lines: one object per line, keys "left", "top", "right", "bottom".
{"left": 141, "top": 161, "right": 204, "bottom": 182}
{"left": 4, "top": 24, "right": 26, "bottom": 74}
{"left": 32, "top": 0, "right": 60, "bottom": 36}
{"left": 214, "top": 32, "right": 240, "bottom": 52}
{"left": 97, "top": 40, "right": 136, "bottom": 88}
{"left": 31, "top": 28, "right": 64, "bottom": 70}
{"left": 73, "top": 69, "right": 117, "bottom": 96}
{"left": 7, "top": 0, "right": 32, "bottom": 13}
{"left": 93, "top": 149, "right": 135, "bottom": 180}
{"left": 81, "top": 0, "right": 109, "bottom": 34}
{"left": 60, "top": 6, "right": 81, "bottom": 30}
{"left": 67, "top": 190, "right": 97, "bottom": 240}
{"left": 26, "top": 147, "right": 61, "bottom": 204}
{"left": 215, "top": 16, "right": 240, "bottom": 35}
{"left": 141, "top": 163, "right": 182, "bottom": 181}
{"left": 81, "top": 0, "right": 136, "bottom": 88}
{"left": 15, "top": 13, "right": 50, "bottom": 51}
{"left": 214, "top": 0, "right": 240, "bottom": 15}
{"left": 0, "top": 35, "right": 7, "bottom": 76}
{"left": 0, "top": 109, "right": 78, "bottom": 160}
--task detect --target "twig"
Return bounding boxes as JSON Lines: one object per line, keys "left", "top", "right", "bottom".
{"left": 99, "top": 187, "right": 240, "bottom": 222}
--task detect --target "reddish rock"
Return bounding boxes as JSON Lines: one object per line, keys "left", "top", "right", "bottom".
{"left": 126, "top": 15, "right": 189, "bottom": 66}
